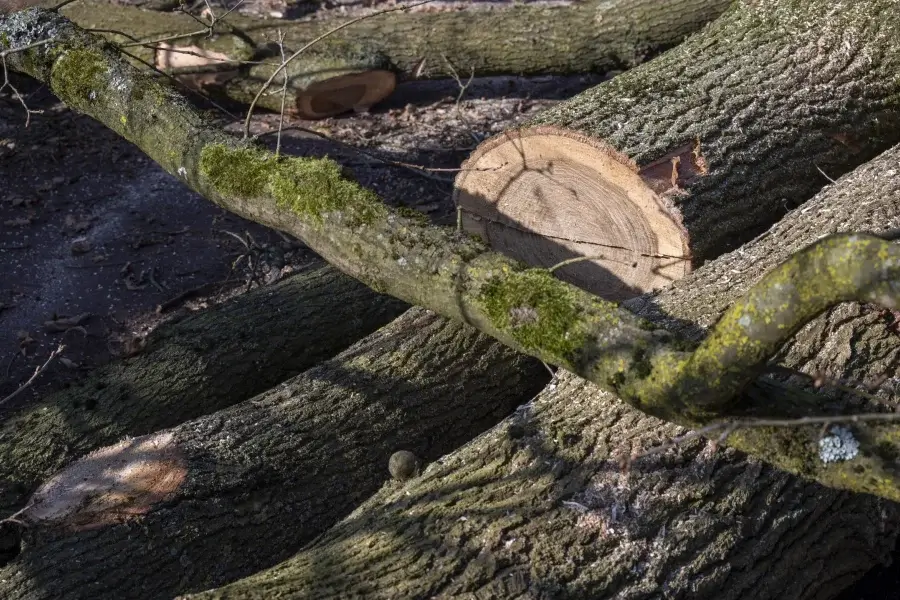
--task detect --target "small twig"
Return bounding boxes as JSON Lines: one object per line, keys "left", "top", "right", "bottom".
{"left": 275, "top": 29, "right": 288, "bottom": 158}
{"left": 216, "top": 228, "right": 252, "bottom": 249}
{"left": 765, "top": 364, "right": 896, "bottom": 409}
{"left": 156, "top": 279, "right": 232, "bottom": 313}
{"left": 0, "top": 40, "right": 54, "bottom": 58}
{"left": 147, "top": 267, "right": 167, "bottom": 292}
{"left": 541, "top": 361, "right": 556, "bottom": 378}
{"left": 252, "top": 124, "right": 486, "bottom": 183}
{"left": 631, "top": 411, "right": 900, "bottom": 467}
{"left": 242, "top": 0, "right": 436, "bottom": 139}
{"left": 117, "top": 0, "right": 245, "bottom": 48}
{"left": 548, "top": 254, "right": 609, "bottom": 273}
{"left": 1, "top": 40, "right": 53, "bottom": 126}
{"left": 1, "top": 344, "right": 65, "bottom": 407}
{"left": 814, "top": 163, "right": 837, "bottom": 184}
{"left": 52, "top": 0, "right": 81, "bottom": 10}
{"left": 442, "top": 55, "right": 478, "bottom": 143}
{"left": 115, "top": 45, "right": 239, "bottom": 120}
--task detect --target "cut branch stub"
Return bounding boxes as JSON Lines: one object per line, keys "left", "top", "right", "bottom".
{"left": 155, "top": 36, "right": 397, "bottom": 119}
{"left": 234, "top": 45, "right": 397, "bottom": 119}
{"left": 454, "top": 127, "right": 692, "bottom": 300}
{"left": 293, "top": 70, "right": 395, "bottom": 118}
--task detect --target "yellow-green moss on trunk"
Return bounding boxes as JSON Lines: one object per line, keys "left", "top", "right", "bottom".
{"left": 198, "top": 144, "right": 387, "bottom": 227}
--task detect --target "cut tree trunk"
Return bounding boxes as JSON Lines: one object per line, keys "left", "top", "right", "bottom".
{"left": 41, "top": 0, "right": 733, "bottom": 116}
{"left": 454, "top": 0, "right": 900, "bottom": 300}
{"left": 0, "top": 308, "right": 548, "bottom": 600}
{"left": 186, "top": 145, "right": 900, "bottom": 600}
{"left": 0, "top": 261, "right": 408, "bottom": 520}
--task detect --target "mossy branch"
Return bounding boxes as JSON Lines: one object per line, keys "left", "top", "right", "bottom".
{"left": 5, "top": 8, "right": 900, "bottom": 500}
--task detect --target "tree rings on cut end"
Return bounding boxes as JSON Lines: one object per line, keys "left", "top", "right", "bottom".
{"left": 294, "top": 69, "right": 396, "bottom": 119}
{"left": 453, "top": 127, "right": 691, "bottom": 300}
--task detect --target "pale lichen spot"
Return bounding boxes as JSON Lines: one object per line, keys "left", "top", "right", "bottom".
{"left": 818, "top": 426, "right": 860, "bottom": 463}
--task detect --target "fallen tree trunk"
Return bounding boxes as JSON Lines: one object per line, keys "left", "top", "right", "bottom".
{"left": 7, "top": 7, "right": 900, "bottom": 500}
{"left": 185, "top": 144, "right": 900, "bottom": 600}
{"left": 0, "top": 261, "right": 408, "bottom": 519}
{"left": 44, "top": 0, "right": 732, "bottom": 116}
{"left": 0, "top": 308, "right": 548, "bottom": 599}
{"left": 454, "top": 0, "right": 900, "bottom": 299}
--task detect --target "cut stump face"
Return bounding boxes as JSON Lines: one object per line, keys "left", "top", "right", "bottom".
{"left": 13, "top": 432, "right": 187, "bottom": 533}
{"left": 453, "top": 127, "right": 691, "bottom": 300}
{"left": 295, "top": 69, "right": 397, "bottom": 119}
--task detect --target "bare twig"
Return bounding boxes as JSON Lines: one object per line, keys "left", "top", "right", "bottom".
{"left": 156, "top": 278, "right": 234, "bottom": 313}
{"left": 117, "top": 0, "right": 245, "bottom": 48}
{"left": 51, "top": 0, "right": 81, "bottom": 11}
{"left": 242, "top": 0, "right": 436, "bottom": 139}
{"left": 275, "top": 29, "right": 288, "bottom": 158}
{"left": 1, "top": 343, "right": 65, "bottom": 407}
{"left": 0, "top": 40, "right": 53, "bottom": 126}
{"left": 631, "top": 411, "right": 900, "bottom": 468}
{"left": 442, "top": 54, "right": 479, "bottom": 143}
{"left": 114, "top": 45, "right": 240, "bottom": 120}
{"left": 252, "top": 124, "right": 494, "bottom": 183}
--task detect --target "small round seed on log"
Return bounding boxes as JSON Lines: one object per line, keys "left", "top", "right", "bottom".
{"left": 388, "top": 450, "right": 419, "bottom": 481}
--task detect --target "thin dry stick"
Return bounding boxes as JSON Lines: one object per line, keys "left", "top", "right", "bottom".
{"left": 51, "top": 0, "right": 80, "bottom": 11}
{"left": 632, "top": 411, "right": 900, "bottom": 466}
{"left": 116, "top": 0, "right": 246, "bottom": 48}
{"left": 115, "top": 45, "right": 240, "bottom": 120}
{"left": 0, "top": 40, "right": 53, "bottom": 126}
{"left": 766, "top": 364, "right": 896, "bottom": 409}
{"left": 1, "top": 343, "right": 65, "bottom": 407}
{"left": 252, "top": 124, "right": 497, "bottom": 183}
{"left": 241, "top": 0, "right": 436, "bottom": 139}
{"left": 275, "top": 29, "right": 288, "bottom": 158}
{"left": 86, "top": 25, "right": 276, "bottom": 70}
{"left": 441, "top": 54, "right": 478, "bottom": 143}
{"left": 547, "top": 249, "right": 690, "bottom": 272}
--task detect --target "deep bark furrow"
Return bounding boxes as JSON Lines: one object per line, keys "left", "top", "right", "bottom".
{"left": 0, "top": 262, "right": 408, "bottom": 518}
{"left": 0, "top": 308, "right": 548, "bottom": 600}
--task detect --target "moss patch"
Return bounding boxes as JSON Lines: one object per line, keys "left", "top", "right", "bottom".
{"left": 50, "top": 45, "right": 108, "bottom": 106}
{"left": 480, "top": 268, "right": 587, "bottom": 362}
{"left": 199, "top": 144, "right": 387, "bottom": 226}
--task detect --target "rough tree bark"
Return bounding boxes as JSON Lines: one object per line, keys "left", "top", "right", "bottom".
{"left": 42, "top": 0, "right": 732, "bottom": 116}
{"left": 0, "top": 261, "right": 407, "bottom": 519}
{"left": 6, "top": 6, "right": 900, "bottom": 499}
{"left": 454, "top": 0, "right": 900, "bottom": 299}
{"left": 184, "top": 144, "right": 900, "bottom": 600}
{"left": 0, "top": 308, "right": 548, "bottom": 600}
